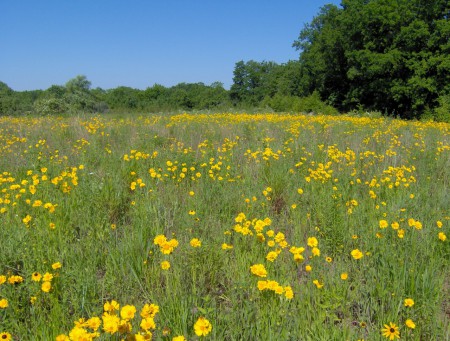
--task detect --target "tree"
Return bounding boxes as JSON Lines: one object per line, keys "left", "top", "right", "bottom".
{"left": 0, "top": 82, "right": 13, "bottom": 114}
{"left": 46, "top": 85, "right": 66, "bottom": 99}
{"left": 230, "top": 60, "right": 279, "bottom": 106}
{"left": 105, "top": 86, "right": 140, "bottom": 110}
{"left": 0, "top": 81, "right": 44, "bottom": 115}
{"left": 271, "top": 60, "right": 303, "bottom": 97}
{"left": 293, "top": 4, "right": 350, "bottom": 109}
{"left": 293, "top": 0, "right": 450, "bottom": 119}
{"left": 62, "top": 75, "right": 100, "bottom": 113}
{"left": 0, "top": 81, "right": 13, "bottom": 94}
{"left": 65, "top": 75, "right": 91, "bottom": 93}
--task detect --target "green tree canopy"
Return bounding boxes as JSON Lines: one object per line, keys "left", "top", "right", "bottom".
{"left": 230, "top": 60, "right": 279, "bottom": 106}
{"left": 65, "top": 75, "right": 91, "bottom": 93}
{"left": 293, "top": 0, "right": 450, "bottom": 119}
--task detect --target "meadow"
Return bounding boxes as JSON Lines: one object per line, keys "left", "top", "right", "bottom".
{"left": 0, "top": 112, "right": 448, "bottom": 340}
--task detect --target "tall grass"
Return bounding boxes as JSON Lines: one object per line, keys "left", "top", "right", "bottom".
{"left": 0, "top": 113, "right": 448, "bottom": 340}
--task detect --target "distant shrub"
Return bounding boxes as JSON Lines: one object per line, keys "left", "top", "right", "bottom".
{"left": 33, "top": 98, "right": 69, "bottom": 115}
{"left": 433, "top": 95, "right": 450, "bottom": 123}
{"left": 33, "top": 93, "right": 108, "bottom": 115}
{"left": 93, "top": 101, "right": 109, "bottom": 113}
{"left": 420, "top": 95, "right": 450, "bottom": 123}
{"left": 263, "top": 91, "right": 339, "bottom": 115}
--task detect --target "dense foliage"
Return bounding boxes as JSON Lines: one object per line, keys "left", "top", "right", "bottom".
{"left": 0, "top": 78, "right": 231, "bottom": 115}
{"left": 293, "top": 0, "right": 450, "bottom": 120}
{"left": 0, "top": 0, "right": 449, "bottom": 120}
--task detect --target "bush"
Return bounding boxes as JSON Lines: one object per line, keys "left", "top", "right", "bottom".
{"left": 263, "top": 91, "right": 339, "bottom": 115}
{"left": 33, "top": 98, "right": 69, "bottom": 115}
{"left": 433, "top": 95, "right": 450, "bottom": 123}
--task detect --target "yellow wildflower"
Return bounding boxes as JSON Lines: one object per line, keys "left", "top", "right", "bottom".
{"left": 404, "top": 298, "right": 414, "bottom": 307}
{"left": 120, "top": 305, "right": 137, "bottom": 321}
{"left": 250, "top": 264, "right": 268, "bottom": 278}
{"left": 379, "top": 220, "right": 388, "bottom": 229}
{"left": 161, "top": 261, "right": 171, "bottom": 270}
{"left": 381, "top": 322, "right": 400, "bottom": 340}
{"left": 190, "top": 238, "right": 202, "bottom": 247}
{"left": 52, "top": 262, "right": 62, "bottom": 270}
{"left": 313, "top": 279, "right": 323, "bottom": 289}
{"left": 351, "top": 249, "right": 363, "bottom": 260}
{"left": 307, "top": 237, "right": 318, "bottom": 247}
{"left": 405, "top": 319, "right": 415, "bottom": 329}
{"left": 194, "top": 317, "right": 212, "bottom": 337}
{"left": 0, "top": 298, "right": 8, "bottom": 308}
{"left": 104, "top": 300, "right": 120, "bottom": 313}
{"left": 41, "top": 281, "right": 51, "bottom": 293}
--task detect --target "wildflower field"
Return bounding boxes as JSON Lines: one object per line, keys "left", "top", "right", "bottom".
{"left": 0, "top": 112, "right": 449, "bottom": 340}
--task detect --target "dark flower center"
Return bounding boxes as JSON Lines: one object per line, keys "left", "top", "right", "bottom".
{"left": 390, "top": 328, "right": 395, "bottom": 333}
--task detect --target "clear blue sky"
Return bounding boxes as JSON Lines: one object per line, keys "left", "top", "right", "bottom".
{"left": 1, "top": 0, "right": 340, "bottom": 91}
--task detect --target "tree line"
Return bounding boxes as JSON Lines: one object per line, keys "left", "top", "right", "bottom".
{"left": 1, "top": 0, "right": 449, "bottom": 121}
{"left": 0, "top": 77, "right": 231, "bottom": 115}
